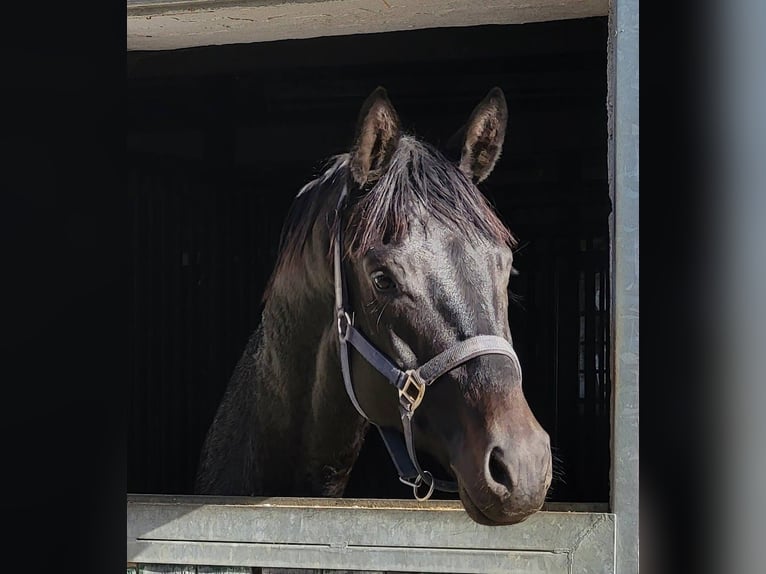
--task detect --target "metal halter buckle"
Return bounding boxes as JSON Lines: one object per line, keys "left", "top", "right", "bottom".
{"left": 399, "top": 370, "right": 426, "bottom": 413}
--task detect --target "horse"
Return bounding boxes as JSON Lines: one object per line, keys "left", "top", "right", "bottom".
{"left": 194, "top": 86, "right": 552, "bottom": 525}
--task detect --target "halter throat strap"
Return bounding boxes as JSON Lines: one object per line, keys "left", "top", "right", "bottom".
{"left": 332, "top": 183, "right": 520, "bottom": 499}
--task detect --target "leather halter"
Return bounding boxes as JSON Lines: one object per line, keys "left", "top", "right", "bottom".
{"left": 333, "top": 183, "right": 522, "bottom": 500}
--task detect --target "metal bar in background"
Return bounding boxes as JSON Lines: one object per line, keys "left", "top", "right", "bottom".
{"left": 608, "top": 0, "right": 640, "bottom": 572}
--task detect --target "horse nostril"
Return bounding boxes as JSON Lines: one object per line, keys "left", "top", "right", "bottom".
{"left": 488, "top": 447, "right": 513, "bottom": 492}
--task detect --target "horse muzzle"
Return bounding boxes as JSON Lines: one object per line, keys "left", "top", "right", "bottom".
{"left": 449, "top": 390, "right": 552, "bottom": 525}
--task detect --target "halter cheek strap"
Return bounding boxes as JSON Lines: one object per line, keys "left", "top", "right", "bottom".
{"left": 333, "top": 183, "right": 521, "bottom": 500}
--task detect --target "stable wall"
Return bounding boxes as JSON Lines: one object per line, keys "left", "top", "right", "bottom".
{"left": 127, "top": 16, "right": 612, "bottom": 505}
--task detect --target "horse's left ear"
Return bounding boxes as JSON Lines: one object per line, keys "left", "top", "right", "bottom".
{"left": 350, "top": 86, "right": 402, "bottom": 187}
{"left": 448, "top": 87, "right": 508, "bottom": 184}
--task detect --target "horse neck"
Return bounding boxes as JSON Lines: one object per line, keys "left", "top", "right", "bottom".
{"left": 256, "top": 202, "right": 368, "bottom": 496}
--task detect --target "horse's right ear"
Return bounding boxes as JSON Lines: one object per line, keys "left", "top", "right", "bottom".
{"left": 350, "top": 87, "right": 402, "bottom": 187}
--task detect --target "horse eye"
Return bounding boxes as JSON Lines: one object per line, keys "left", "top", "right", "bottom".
{"left": 371, "top": 271, "right": 396, "bottom": 292}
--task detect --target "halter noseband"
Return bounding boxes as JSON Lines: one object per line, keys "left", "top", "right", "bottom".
{"left": 333, "top": 183, "right": 522, "bottom": 501}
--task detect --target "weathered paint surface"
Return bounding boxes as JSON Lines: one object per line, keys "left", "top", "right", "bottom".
{"left": 126, "top": 0, "right": 609, "bottom": 51}
{"left": 128, "top": 495, "right": 615, "bottom": 573}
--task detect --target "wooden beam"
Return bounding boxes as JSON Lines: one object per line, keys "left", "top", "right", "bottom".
{"left": 127, "top": 0, "right": 609, "bottom": 51}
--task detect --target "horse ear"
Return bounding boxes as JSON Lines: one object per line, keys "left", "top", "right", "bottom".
{"left": 448, "top": 87, "right": 508, "bottom": 184}
{"left": 350, "top": 86, "right": 402, "bottom": 187}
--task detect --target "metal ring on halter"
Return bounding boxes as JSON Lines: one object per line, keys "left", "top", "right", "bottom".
{"left": 413, "top": 471, "right": 435, "bottom": 502}
{"left": 337, "top": 311, "right": 352, "bottom": 342}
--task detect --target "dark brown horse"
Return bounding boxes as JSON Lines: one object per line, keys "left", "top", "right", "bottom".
{"left": 195, "top": 87, "right": 552, "bottom": 525}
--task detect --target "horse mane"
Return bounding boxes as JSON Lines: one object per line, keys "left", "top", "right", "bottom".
{"left": 261, "top": 154, "right": 348, "bottom": 301}
{"left": 263, "top": 136, "right": 516, "bottom": 302}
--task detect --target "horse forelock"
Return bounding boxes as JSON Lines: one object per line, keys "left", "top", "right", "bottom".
{"left": 263, "top": 135, "right": 516, "bottom": 302}
{"left": 345, "top": 136, "right": 516, "bottom": 256}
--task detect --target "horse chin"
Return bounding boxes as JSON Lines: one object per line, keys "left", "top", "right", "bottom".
{"left": 452, "top": 471, "right": 538, "bottom": 526}
{"left": 457, "top": 484, "right": 537, "bottom": 526}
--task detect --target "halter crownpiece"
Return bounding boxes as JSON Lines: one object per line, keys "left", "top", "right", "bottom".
{"left": 333, "top": 183, "right": 521, "bottom": 500}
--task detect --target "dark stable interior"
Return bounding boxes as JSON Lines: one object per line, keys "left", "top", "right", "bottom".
{"left": 127, "top": 16, "right": 611, "bottom": 503}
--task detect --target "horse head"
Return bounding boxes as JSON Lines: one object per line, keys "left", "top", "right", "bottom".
{"left": 338, "top": 87, "right": 552, "bottom": 525}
